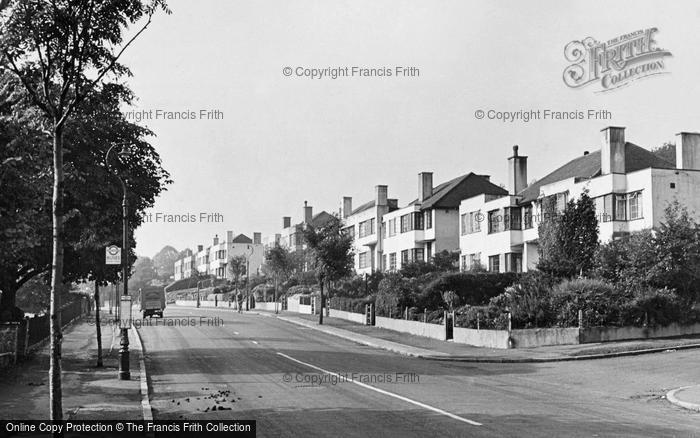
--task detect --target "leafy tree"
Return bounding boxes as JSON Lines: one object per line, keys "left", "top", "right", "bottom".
{"left": 264, "top": 244, "right": 294, "bottom": 311}
{"left": 537, "top": 189, "right": 599, "bottom": 278}
{"left": 228, "top": 255, "right": 247, "bottom": 302}
{"left": 441, "top": 290, "right": 459, "bottom": 312}
{"left": 302, "top": 215, "right": 354, "bottom": 324}
{"left": 0, "top": 0, "right": 169, "bottom": 420}
{"left": 432, "top": 250, "right": 459, "bottom": 272}
{"left": 152, "top": 246, "right": 179, "bottom": 280}
{"left": 651, "top": 142, "right": 676, "bottom": 165}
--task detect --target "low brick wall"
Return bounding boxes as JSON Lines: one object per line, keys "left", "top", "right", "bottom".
{"left": 580, "top": 322, "right": 700, "bottom": 343}
{"left": 329, "top": 309, "right": 366, "bottom": 324}
{"left": 375, "top": 316, "right": 445, "bottom": 340}
{"left": 453, "top": 327, "right": 510, "bottom": 349}
{"left": 510, "top": 327, "right": 580, "bottom": 348}
{"left": 255, "top": 302, "right": 280, "bottom": 312}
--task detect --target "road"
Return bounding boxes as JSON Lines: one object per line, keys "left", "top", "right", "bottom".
{"left": 136, "top": 307, "right": 700, "bottom": 437}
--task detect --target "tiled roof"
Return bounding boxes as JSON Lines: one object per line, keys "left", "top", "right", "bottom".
{"left": 518, "top": 142, "right": 674, "bottom": 203}
{"left": 410, "top": 173, "right": 508, "bottom": 210}
{"left": 231, "top": 234, "right": 253, "bottom": 244}
{"left": 349, "top": 200, "right": 375, "bottom": 216}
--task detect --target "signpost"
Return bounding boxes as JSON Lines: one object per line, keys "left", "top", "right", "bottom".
{"left": 106, "top": 245, "right": 121, "bottom": 265}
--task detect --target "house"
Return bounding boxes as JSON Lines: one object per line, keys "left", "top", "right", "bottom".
{"left": 340, "top": 186, "right": 399, "bottom": 274}
{"left": 458, "top": 126, "right": 700, "bottom": 273}
{"left": 275, "top": 201, "right": 335, "bottom": 252}
{"left": 173, "top": 230, "right": 265, "bottom": 281}
{"left": 381, "top": 172, "right": 508, "bottom": 272}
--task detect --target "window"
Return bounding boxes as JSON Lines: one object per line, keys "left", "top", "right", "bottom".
{"left": 401, "top": 250, "right": 409, "bottom": 265}
{"left": 460, "top": 213, "right": 468, "bottom": 236}
{"left": 505, "top": 253, "right": 523, "bottom": 273}
{"left": 556, "top": 192, "right": 568, "bottom": 213}
{"left": 359, "top": 252, "right": 370, "bottom": 269}
{"left": 425, "top": 210, "right": 433, "bottom": 229}
{"left": 461, "top": 255, "right": 467, "bottom": 271}
{"left": 414, "top": 248, "right": 425, "bottom": 262}
{"left": 615, "top": 194, "right": 627, "bottom": 221}
{"left": 387, "top": 218, "right": 397, "bottom": 237}
{"left": 504, "top": 207, "right": 521, "bottom": 231}
{"left": 488, "top": 255, "right": 500, "bottom": 273}
{"left": 488, "top": 210, "right": 502, "bottom": 234}
{"left": 523, "top": 205, "right": 533, "bottom": 229}
{"left": 382, "top": 254, "right": 387, "bottom": 271}
{"left": 400, "top": 212, "right": 424, "bottom": 233}
{"left": 628, "top": 192, "right": 642, "bottom": 220}
{"left": 359, "top": 218, "right": 375, "bottom": 238}
{"left": 426, "top": 242, "right": 432, "bottom": 261}
{"left": 462, "top": 211, "right": 483, "bottom": 235}
{"left": 389, "top": 253, "right": 397, "bottom": 271}
{"left": 469, "top": 253, "right": 481, "bottom": 270}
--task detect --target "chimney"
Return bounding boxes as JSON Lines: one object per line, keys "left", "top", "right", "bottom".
{"left": 283, "top": 216, "right": 291, "bottom": 229}
{"left": 507, "top": 145, "right": 528, "bottom": 195}
{"left": 478, "top": 174, "right": 491, "bottom": 181}
{"left": 197, "top": 245, "right": 203, "bottom": 252}
{"left": 226, "top": 230, "right": 233, "bottom": 243}
{"left": 253, "top": 232, "right": 261, "bottom": 244}
{"left": 213, "top": 234, "right": 219, "bottom": 246}
{"left": 601, "top": 126, "right": 626, "bottom": 174}
{"left": 342, "top": 196, "right": 353, "bottom": 218}
{"left": 418, "top": 172, "right": 433, "bottom": 202}
{"left": 676, "top": 132, "right": 700, "bottom": 170}
{"left": 375, "top": 185, "right": 388, "bottom": 206}
{"left": 303, "top": 201, "right": 313, "bottom": 224}
{"left": 388, "top": 198, "right": 398, "bottom": 209}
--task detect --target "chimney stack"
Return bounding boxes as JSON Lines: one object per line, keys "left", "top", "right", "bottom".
{"left": 507, "top": 145, "right": 528, "bottom": 195}
{"left": 253, "top": 232, "right": 261, "bottom": 244}
{"left": 418, "top": 172, "right": 433, "bottom": 202}
{"left": 601, "top": 126, "right": 626, "bottom": 174}
{"left": 342, "top": 196, "right": 353, "bottom": 218}
{"left": 197, "top": 245, "right": 203, "bottom": 252}
{"left": 676, "top": 132, "right": 700, "bottom": 170}
{"left": 226, "top": 230, "right": 233, "bottom": 243}
{"left": 303, "top": 201, "right": 313, "bottom": 224}
{"left": 283, "top": 216, "right": 291, "bottom": 229}
{"left": 213, "top": 234, "right": 219, "bottom": 246}
{"left": 375, "top": 185, "right": 388, "bottom": 207}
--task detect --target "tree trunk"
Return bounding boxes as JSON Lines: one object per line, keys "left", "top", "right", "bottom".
{"left": 94, "top": 282, "right": 103, "bottom": 367}
{"left": 49, "top": 124, "right": 64, "bottom": 421}
{"left": 318, "top": 280, "right": 324, "bottom": 325}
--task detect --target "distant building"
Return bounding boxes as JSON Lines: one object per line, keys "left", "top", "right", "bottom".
{"left": 173, "top": 230, "right": 264, "bottom": 281}
{"left": 458, "top": 127, "right": 700, "bottom": 273}
{"left": 274, "top": 201, "right": 334, "bottom": 253}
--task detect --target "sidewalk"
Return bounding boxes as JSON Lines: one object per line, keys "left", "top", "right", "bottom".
{"left": 252, "top": 309, "right": 700, "bottom": 362}
{"left": 0, "top": 312, "right": 145, "bottom": 420}
{"left": 667, "top": 385, "right": 700, "bottom": 412}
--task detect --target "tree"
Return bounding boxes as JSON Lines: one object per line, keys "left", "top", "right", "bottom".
{"left": 264, "top": 244, "right": 294, "bottom": 312}
{"left": 651, "top": 142, "right": 676, "bottom": 165}
{"left": 0, "top": 0, "right": 170, "bottom": 420}
{"left": 537, "top": 189, "right": 599, "bottom": 278}
{"left": 228, "top": 255, "right": 247, "bottom": 304}
{"left": 432, "top": 250, "right": 459, "bottom": 272}
{"left": 153, "top": 245, "right": 179, "bottom": 281}
{"left": 302, "top": 215, "right": 354, "bottom": 324}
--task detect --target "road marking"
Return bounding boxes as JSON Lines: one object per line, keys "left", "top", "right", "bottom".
{"left": 252, "top": 340, "right": 259, "bottom": 345}
{"left": 234, "top": 331, "right": 239, "bottom": 335}
{"left": 276, "top": 352, "right": 482, "bottom": 426}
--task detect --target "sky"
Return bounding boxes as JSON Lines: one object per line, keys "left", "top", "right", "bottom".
{"left": 120, "top": 0, "right": 700, "bottom": 258}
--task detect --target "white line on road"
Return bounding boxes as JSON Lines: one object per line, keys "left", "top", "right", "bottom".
{"left": 252, "top": 340, "right": 259, "bottom": 344}
{"left": 276, "top": 352, "right": 482, "bottom": 427}
{"left": 234, "top": 331, "right": 239, "bottom": 335}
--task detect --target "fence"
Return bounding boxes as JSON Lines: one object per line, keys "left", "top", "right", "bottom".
{"left": 0, "top": 297, "right": 90, "bottom": 368}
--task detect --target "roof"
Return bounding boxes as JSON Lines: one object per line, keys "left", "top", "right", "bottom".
{"left": 518, "top": 142, "right": 674, "bottom": 202}
{"left": 231, "top": 234, "right": 253, "bottom": 244}
{"left": 414, "top": 173, "right": 508, "bottom": 210}
{"left": 293, "top": 211, "right": 335, "bottom": 229}
{"left": 350, "top": 200, "right": 375, "bottom": 216}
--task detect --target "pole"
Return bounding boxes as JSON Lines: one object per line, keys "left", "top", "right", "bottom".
{"left": 119, "top": 181, "right": 130, "bottom": 380}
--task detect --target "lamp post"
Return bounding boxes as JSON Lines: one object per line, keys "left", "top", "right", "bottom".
{"left": 106, "top": 143, "right": 131, "bottom": 380}
{"left": 245, "top": 245, "right": 253, "bottom": 311}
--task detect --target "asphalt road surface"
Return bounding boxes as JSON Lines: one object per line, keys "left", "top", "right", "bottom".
{"left": 136, "top": 307, "right": 700, "bottom": 437}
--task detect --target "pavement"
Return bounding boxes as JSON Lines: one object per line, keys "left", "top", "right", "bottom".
{"left": 144, "top": 306, "right": 699, "bottom": 437}
{"left": 0, "top": 310, "right": 145, "bottom": 421}
{"left": 223, "top": 307, "right": 700, "bottom": 363}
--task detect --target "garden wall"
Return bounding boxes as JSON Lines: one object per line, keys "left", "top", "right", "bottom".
{"left": 329, "top": 309, "right": 366, "bottom": 324}
{"left": 375, "top": 316, "right": 445, "bottom": 340}
{"left": 510, "top": 327, "right": 580, "bottom": 348}
{"left": 580, "top": 322, "right": 700, "bottom": 343}
{"left": 453, "top": 327, "right": 510, "bottom": 349}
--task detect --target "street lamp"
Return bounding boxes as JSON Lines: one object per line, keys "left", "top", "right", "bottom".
{"left": 245, "top": 245, "right": 253, "bottom": 311}
{"left": 106, "top": 142, "right": 132, "bottom": 381}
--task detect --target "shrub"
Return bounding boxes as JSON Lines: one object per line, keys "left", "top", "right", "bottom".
{"left": 486, "top": 273, "right": 555, "bottom": 329}
{"left": 422, "top": 271, "right": 520, "bottom": 308}
{"left": 551, "top": 278, "right": 629, "bottom": 327}
{"left": 621, "top": 287, "right": 686, "bottom": 327}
